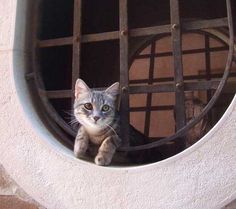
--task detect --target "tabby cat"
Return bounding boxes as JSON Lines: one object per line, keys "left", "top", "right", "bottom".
{"left": 73, "top": 79, "right": 162, "bottom": 166}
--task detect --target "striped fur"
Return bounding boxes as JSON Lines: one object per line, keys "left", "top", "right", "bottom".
{"left": 73, "top": 79, "right": 121, "bottom": 166}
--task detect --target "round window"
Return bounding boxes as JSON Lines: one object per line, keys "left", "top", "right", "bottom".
{"left": 26, "top": 0, "right": 236, "bottom": 165}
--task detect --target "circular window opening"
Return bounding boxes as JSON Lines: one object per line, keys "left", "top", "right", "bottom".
{"left": 27, "top": 0, "right": 236, "bottom": 166}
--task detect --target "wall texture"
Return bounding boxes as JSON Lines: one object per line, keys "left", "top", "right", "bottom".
{"left": 0, "top": 164, "right": 45, "bottom": 209}
{"left": 0, "top": 1, "right": 45, "bottom": 208}
{"left": 0, "top": 0, "right": 236, "bottom": 209}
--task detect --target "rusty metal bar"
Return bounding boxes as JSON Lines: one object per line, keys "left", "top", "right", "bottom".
{"left": 38, "top": 89, "right": 72, "bottom": 99}
{"left": 144, "top": 42, "right": 156, "bottom": 136}
{"left": 72, "top": 0, "right": 82, "bottom": 88}
{"left": 130, "top": 105, "right": 174, "bottom": 112}
{"left": 129, "top": 80, "right": 220, "bottom": 94}
{"left": 118, "top": 0, "right": 235, "bottom": 152}
{"left": 37, "top": 37, "right": 73, "bottom": 48}
{"left": 184, "top": 80, "right": 220, "bottom": 91}
{"left": 119, "top": 0, "right": 130, "bottom": 146}
{"left": 130, "top": 72, "right": 236, "bottom": 84}
{"left": 170, "top": 0, "right": 186, "bottom": 150}
{"left": 205, "top": 35, "right": 213, "bottom": 125}
{"left": 41, "top": 80, "right": 221, "bottom": 99}
{"left": 71, "top": 0, "right": 82, "bottom": 125}
{"left": 182, "top": 18, "right": 228, "bottom": 31}
{"left": 41, "top": 110, "right": 74, "bottom": 148}
{"left": 36, "top": 90, "right": 76, "bottom": 136}
{"left": 33, "top": 0, "right": 235, "bottom": 153}
{"left": 130, "top": 24, "right": 171, "bottom": 37}
{"left": 37, "top": 18, "right": 228, "bottom": 48}
{"left": 37, "top": 37, "right": 228, "bottom": 53}
{"left": 205, "top": 35, "right": 211, "bottom": 82}
{"left": 38, "top": 32, "right": 119, "bottom": 47}
{"left": 82, "top": 31, "right": 119, "bottom": 43}
{"left": 31, "top": 0, "right": 76, "bottom": 140}
{"left": 135, "top": 46, "right": 228, "bottom": 59}
{"left": 35, "top": 0, "right": 81, "bottom": 138}
{"left": 131, "top": 18, "right": 228, "bottom": 37}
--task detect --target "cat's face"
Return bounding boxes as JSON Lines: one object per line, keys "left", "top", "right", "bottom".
{"left": 74, "top": 79, "right": 119, "bottom": 133}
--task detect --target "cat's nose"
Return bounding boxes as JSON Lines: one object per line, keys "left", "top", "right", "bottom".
{"left": 93, "top": 116, "right": 100, "bottom": 122}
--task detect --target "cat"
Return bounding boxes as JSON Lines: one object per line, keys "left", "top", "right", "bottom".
{"left": 73, "top": 79, "right": 163, "bottom": 166}
{"left": 73, "top": 79, "right": 121, "bottom": 166}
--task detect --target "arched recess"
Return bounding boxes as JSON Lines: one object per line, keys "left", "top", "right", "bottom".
{"left": 0, "top": 0, "right": 236, "bottom": 209}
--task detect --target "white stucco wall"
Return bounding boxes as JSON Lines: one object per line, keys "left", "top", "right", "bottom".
{"left": 0, "top": 1, "right": 236, "bottom": 209}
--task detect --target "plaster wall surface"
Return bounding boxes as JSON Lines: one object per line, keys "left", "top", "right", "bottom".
{"left": 0, "top": 1, "right": 236, "bottom": 209}
{"left": 0, "top": 164, "right": 45, "bottom": 209}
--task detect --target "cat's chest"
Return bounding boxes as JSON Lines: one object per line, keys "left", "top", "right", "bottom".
{"left": 87, "top": 122, "right": 119, "bottom": 145}
{"left": 88, "top": 134, "right": 106, "bottom": 145}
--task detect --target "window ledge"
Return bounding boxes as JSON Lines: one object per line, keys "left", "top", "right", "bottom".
{"left": 0, "top": 1, "right": 236, "bottom": 209}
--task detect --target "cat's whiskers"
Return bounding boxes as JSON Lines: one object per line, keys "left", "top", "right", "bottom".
{"left": 104, "top": 122, "right": 118, "bottom": 137}
{"left": 63, "top": 109, "right": 80, "bottom": 126}
{"left": 74, "top": 79, "right": 121, "bottom": 165}
{"left": 68, "top": 119, "right": 79, "bottom": 125}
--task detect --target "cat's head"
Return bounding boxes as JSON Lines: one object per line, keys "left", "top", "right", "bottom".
{"left": 74, "top": 79, "right": 120, "bottom": 133}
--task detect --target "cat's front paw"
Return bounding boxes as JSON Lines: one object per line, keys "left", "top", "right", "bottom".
{"left": 74, "top": 141, "right": 88, "bottom": 158}
{"left": 95, "top": 154, "right": 112, "bottom": 166}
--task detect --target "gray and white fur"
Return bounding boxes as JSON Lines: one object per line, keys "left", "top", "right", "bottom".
{"left": 73, "top": 79, "right": 164, "bottom": 166}
{"left": 73, "top": 79, "right": 121, "bottom": 166}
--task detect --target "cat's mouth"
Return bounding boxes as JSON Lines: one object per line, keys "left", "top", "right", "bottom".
{"left": 91, "top": 120, "right": 109, "bottom": 130}
{"left": 90, "top": 119, "right": 101, "bottom": 126}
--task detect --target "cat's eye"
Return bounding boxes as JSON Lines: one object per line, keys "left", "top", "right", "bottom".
{"left": 84, "top": 103, "right": 93, "bottom": 110}
{"left": 101, "top": 104, "right": 110, "bottom": 112}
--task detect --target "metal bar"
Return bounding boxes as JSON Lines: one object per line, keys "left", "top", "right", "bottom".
{"left": 39, "top": 80, "right": 221, "bottom": 99}
{"left": 205, "top": 35, "right": 213, "bottom": 125}
{"left": 129, "top": 18, "right": 228, "bottom": 37}
{"left": 71, "top": 0, "right": 82, "bottom": 124}
{"left": 130, "top": 105, "right": 174, "bottom": 112}
{"left": 182, "top": 17, "right": 228, "bottom": 31}
{"left": 135, "top": 46, "right": 228, "bottom": 59}
{"left": 118, "top": 0, "right": 235, "bottom": 152}
{"left": 206, "top": 35, "right": 211, "bottom": 80}
{"left": 32, "top": 0, "right": 76, "bottom": 139}
{"left": 130, "top": 24, "right": 171, "bottom": 37}
{"left": 130, "top": 72, "right": 236, "bottom": 84}
{"left": 82, "top": 31, "right": 119, "bottom": 43}
{"left": 130, "top": 83, "right": 175, "bottom": 94}
{"left": 144, "top": 42, "right": 155, "bottom": 136}
{"left": 119, "top": 0, "right": 129, "bottom": 146}
{"left": 37, "top": 32, "right": 119, "bottom": 47}
{"left": 36, "top": 18, "right": 228, "bottom": 48}
{"left": 72, "top": 0, "right": 82, "bottom": 88}
{"left": 41, "top": 109, "right": 74, "bottom": 148}
{"left": 170, "top": 0, "right": 186, "bottom": 139}
{"left": 38, "top": 89, "right": 72, "bottom": 99}
{"left": 36, "top": 17, "right": 229, "bottom": 49}
{"left": 149, "top": 137, "right": 168, "bottom": 141}
{"left": 37, "top": 37, "right": 73, "bottom": 48}
{"left": 205, "top": 35, "right": 211, "bottom": 83}
{"left": 184, "top": 80, "right": 219, "bottom": 91}
{"left": 129, "top": 80, "right": 220, "bottom": 94}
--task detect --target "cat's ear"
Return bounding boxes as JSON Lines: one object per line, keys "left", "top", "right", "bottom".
{"left": 75, "top": 79, "right": 91, "bottom": 99}
{"left": 105, "top": 82, "right": 120, "bottom": 97}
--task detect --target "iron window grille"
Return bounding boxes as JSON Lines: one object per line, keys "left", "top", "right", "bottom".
{"left": 26, "top": 0, "right": 235, "bottom": 160}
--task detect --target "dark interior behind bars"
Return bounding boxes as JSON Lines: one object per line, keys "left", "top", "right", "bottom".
{"left": 31, "top": 0, "right": 236, "bottom": 164}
